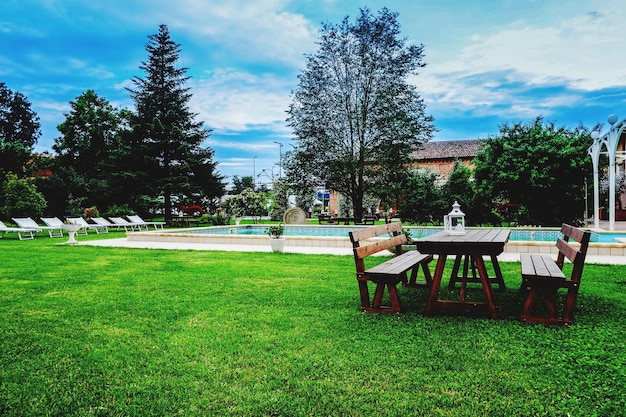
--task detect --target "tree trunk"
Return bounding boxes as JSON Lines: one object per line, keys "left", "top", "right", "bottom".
{"left": 164, "top": 187, "right": 172, "bottom": 224}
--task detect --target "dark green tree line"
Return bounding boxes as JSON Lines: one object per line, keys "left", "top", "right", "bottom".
{"left": 474, "top": 117, "right": 592, "bottom": 226}
{"left": 0, "top": 82, "right": 41, "bottom": 179}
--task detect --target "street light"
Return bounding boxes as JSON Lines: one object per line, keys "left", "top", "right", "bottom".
{"left": 591, "top": 114, "right": 626, "bottom": 232}
{"left": 253, "top": 156, "right": 257, "bottom": 190}
{"left": 274, "top": 141, "right": 283, "bottom": 178}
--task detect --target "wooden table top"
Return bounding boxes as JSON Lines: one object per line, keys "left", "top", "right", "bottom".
{"left": 415, "top": 229, "right": 511, "bottom": 256}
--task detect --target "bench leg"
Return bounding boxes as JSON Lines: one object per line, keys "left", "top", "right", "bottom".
{"left": 404, "top": 262, "right": 432, "bottom": 288}
{"left": 562, "top": 285, "right": 580, "bottom": 324}
{"left": 358, "top": 280, "right": 371, "bottom": 311}
{"left": 520, "top": 286, "right": 538, "bottom": 322}
{"left": 365, "top": 281, "right": 401, "bottom": 314}
{"left": 520, "top": 285, "right": 574, "bottom": 325}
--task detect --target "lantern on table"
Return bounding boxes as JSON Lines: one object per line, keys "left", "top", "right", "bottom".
{"left": 444, "top": 201, "right": 466, "bottom": 235}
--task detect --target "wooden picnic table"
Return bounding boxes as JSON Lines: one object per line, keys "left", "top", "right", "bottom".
{"left": 171, "top": 216, "right": 201, "bottom": 227}
{"left": 415, "top": 229, "right": 510, "bottom": 319}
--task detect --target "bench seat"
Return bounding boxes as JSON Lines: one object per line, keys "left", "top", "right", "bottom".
{"left": 365, "top": 250, "right": 432, "bottom": 284}
{"left": 520, "top": 224, "right": 590, "bottom": 325}
{"left": 521, "top": 254, "right": 566, "bottom": 281}
{"left": 349, "top": 222, "right": 432, "bottom": 313}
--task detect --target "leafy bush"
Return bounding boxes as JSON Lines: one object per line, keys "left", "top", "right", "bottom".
{"left": 103, "top": 204, "right": 135, "bottom": 217}
{"left": 0, "top": 173, "right": 47, "bottom": 218}
{"left": 83, "top": 206, "right": 100, "bottom": 221}
{"left": 206, "top": 211, "right": 231, "bottom": 226}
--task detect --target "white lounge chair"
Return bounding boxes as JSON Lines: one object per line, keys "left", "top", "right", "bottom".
{"left": 13, "top": 217, "right": 64, "bottom": 238}
{"left": 42, "top": 216, "right": 87, "bottom": 236}
{"left": 0, "top": 220, "right": 37, "bottom": 240}
{"left": 67, "top": 217, "right": 108, "bottom": 234}
{"left": 91, "top": 217, "right": 115, "bottom": 232}
{"left": 108, "top": 217, "right": 143, "bottom": 232}
{"left": 126, "top": 215, "right": 165, "bottom": 230}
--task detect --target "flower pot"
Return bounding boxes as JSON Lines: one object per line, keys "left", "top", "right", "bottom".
{"left": 269, "top": 237, "right": 286, "bottom": 253}
{"left": 62, "top": 223, "right": 82, "bottom": 244}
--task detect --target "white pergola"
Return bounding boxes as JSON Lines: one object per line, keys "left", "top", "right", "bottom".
{"left": 588, "top": 114, "right": 626, "bottom": 231}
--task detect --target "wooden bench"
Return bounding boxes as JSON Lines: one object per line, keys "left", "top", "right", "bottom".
{"left": 349, "top": 222, "right": 433, "bottom": 313}
{"left": 355, "top": 215, "right": 376, "bottom": 225}
{"left": 520, "top": 224, "right": 591, "bottom": 325}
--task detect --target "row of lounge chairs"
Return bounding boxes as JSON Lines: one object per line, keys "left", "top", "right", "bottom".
{"left": 0, "top": 215, "right": 165, "bottom": 240}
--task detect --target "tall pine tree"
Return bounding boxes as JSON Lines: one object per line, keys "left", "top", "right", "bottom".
{"left": 128, "top": 25, "right": 223, "bottom": 222}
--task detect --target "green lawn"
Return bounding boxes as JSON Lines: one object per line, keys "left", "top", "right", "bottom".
{"left": 1, "top": 233, "right": 625, "bottom": 416}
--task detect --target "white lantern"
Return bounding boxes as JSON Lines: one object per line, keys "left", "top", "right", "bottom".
{"left": 444, "top": 201, "right": 465, "bottom": 235}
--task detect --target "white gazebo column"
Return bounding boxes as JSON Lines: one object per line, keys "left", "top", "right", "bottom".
{"left": 593, "top": 114, "right": 626, "bottom": 232}
{"left": 588, "top": 132, "right": 603, "bottom": 229}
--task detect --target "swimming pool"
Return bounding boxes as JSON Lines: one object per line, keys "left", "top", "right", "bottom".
{"left": 172, "top": 225, "right": 626, "bottom": 243}
{"left": 125, "top": 224, "right": 626, "bottom": 259}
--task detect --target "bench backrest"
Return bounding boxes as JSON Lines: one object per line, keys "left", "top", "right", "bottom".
{"left": 349, "top": 222, "right": 407, "bottom": 262}
{"left": 556, "top": 223, "right": 591, "bottom": 283}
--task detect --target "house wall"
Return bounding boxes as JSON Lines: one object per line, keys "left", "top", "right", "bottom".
{"left": 413, "top": 158, "right": 476, "bottom": 184}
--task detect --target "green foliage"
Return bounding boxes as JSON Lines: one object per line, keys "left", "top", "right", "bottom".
{"left": 231, "top": 175, "right": 254, "bottom": 194}
{"left": 65, "top": 193, "right": 88, "bottom": 217}
{"left": 269, "top": 178, "right": 289, "bottom": 221}
{"left": 221, "top": 188, "right": 268, "bottom": 220}
{"left": 0, "top": 173, "right": 46, "bottom": 218}
{"left": 102, "top": 204, "right": 135, "bottom": 217}
{"left": 205, "top": 211, "right": 231, "bottom": 226}
{"left": 266, "top": 223, "right": 284, "bottom": 238}
{"left": 51, "top": 90, "right": 134, "bottom": 214}
{"left": 398, "top": 170, "right": 446, "bottom": 224}
{"left": 474, "top": 117, "right": 591, "bottom": 226}
{"left": 286, "top": 7, "right": 434, "bottom": 220}
{"left": 0, "top": 82, "right": 41, "bottom": 177}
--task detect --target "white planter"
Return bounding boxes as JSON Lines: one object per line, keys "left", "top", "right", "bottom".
{"left": 269, "top": 237, "right": 286, "bottom": 253}
{"left": 62, "top": 224, "right": 82, "bottom": 244}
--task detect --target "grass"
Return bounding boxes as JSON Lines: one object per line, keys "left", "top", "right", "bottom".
{"left": 0, "top": 232, "right": 625, "bottom": 416}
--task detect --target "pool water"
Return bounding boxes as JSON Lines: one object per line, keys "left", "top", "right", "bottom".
{"left": 174, "top": 225, "right": 626, "bottom": 243}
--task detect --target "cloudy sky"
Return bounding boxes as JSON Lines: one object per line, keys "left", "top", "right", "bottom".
{"left": 2, "top": 0, "right": 626, "bottom": 187}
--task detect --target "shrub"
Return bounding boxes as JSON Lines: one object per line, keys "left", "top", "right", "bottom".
{"left": 103, "top": 204, "right": 135, "bottom": 217}
{"left": 0, "top": 173, "right": 47, "bottom": 218}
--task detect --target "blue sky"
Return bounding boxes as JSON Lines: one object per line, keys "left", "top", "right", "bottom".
{"left": 2, "top": 0, "right": 626, "bottom": 187}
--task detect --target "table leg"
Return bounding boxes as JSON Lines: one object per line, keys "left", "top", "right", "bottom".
{"left": 472, "top": 254, "right": 499, "bottom": 319}
{"left": 490, "top": 255, "right": 506, "bottom": 290}
{"left": 424, "top": 254, "right": 447, "bottom": 316}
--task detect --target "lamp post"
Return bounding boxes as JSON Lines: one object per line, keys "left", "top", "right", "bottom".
{"left": 274, "top": 141, "right": 283, "bottom": 178}
{"left": 591, "top": 114, "right": 626, "bottom": 232}
{"left": 253, "top": 156, "right": 257, "bottom": 190}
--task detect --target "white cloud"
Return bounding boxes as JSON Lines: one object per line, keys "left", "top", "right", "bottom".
{"left": 454, "top": 12, "right": 626, "bottom": 91}
{"left": 416, "top": 1, "right": 626, "bottom": 121}
{"left": 189, "top": 68, "right": 293, "bottom": 133}
{"left": 111, "top": 0, "right": 317, "bottom": 67}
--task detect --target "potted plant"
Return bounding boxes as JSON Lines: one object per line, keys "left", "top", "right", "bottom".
{"left": 267, "top": 223, "right": 286, "bottom": 252}
{"left": 62, "top": 219, "right": 82, "bottom": 244}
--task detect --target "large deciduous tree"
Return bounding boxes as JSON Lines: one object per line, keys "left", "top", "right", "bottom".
{"left": 473, "top": 117, "right": 592, "bottom": 226}
{"left": 128, "top": 24, "right": 223, "bottom": 222}
{"left": 286, "top": 7, "right": 434, "bottom": 219}
{"left": 0, "top": 82, "right": 41, "bottom": 178}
